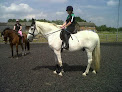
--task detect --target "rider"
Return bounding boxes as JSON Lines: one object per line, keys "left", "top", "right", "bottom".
{"left": 60, "top": 6, "right": 76, "bottom": 49}
{"left": 13, "top": 19, "right": 23, "bottom": 43}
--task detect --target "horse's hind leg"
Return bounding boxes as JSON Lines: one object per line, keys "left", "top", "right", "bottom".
{"left": 10, "top": 44, "right": 14, "bottom": 58}
{"left": 20, "top": 43, "right": 24, "bottom": 56}
{"left": 82, "top": 50, "right": 92, "bottom": 76}
{"left": 16, "top": 44, "right": 19, "bottom": 59}
{"left": 24, "top": 42, "right": 27, "bottom": 55}
{"left": 53, "top": 50, "right": 63, "bottom": 76}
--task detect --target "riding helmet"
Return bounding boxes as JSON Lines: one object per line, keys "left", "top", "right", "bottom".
{"left": 66, "top": 6, "right": 73, "bottom": 11}
{"left": 16, "top": 19, "right": 19, "bottom": 22}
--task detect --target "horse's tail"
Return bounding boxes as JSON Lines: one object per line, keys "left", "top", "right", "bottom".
{"left": 92, "top": 39, "right": 100, "bottom": 72}
{"left": 27, "top": 40, "right": 30, "bottom": 51}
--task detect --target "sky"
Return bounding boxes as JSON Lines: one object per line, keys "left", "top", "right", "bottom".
{"left": 0, "top": 0, "right": 122, "bottom": 28}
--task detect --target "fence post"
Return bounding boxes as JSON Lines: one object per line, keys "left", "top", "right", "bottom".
{"left": 116, "top": 34, "right": 118, "bottom": 42}
{"left": 106, "top": 34, "right": 108, "bottom": 41}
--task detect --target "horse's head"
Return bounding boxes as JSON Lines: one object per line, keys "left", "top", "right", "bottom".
{"left": 27, "top": 18, "right": 38, "bottom": 42}
{"left": 2, "top": 28, "right": 11, "bottom": 44}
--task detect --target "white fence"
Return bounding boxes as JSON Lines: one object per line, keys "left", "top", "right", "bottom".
{"left": 98, "top": 34, "right": 122, "bottom": 42}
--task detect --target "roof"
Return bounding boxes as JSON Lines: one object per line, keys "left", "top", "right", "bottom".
{"left": 6, "top": 22, "right": 32, "bottom": 26}
{"left": 0, "top": 22, "right": 7, "bottom": 26}
{"left": 25, "top": 22, "right": 32, "bottom": 26}
{"left": 77, "top": 22, "right": 96, "bottom": 27}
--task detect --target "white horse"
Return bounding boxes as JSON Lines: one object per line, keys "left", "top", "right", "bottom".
{"left": 27, "top": 20, "right": 100, "bottom": 76}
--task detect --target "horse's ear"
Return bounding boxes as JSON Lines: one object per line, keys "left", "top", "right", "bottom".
{"left": 31, "top": 18, "right": 35, "bottom": 26}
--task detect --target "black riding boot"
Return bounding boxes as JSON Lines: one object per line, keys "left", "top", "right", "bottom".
{"left": 63, "top": 33, "right": 69, "bottom": 50}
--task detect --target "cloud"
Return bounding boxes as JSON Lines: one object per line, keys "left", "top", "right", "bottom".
{"left": 35, "top": 0, "right": 67, "bottom": 3}
{"left": 48, "top": 0, "right": 67, "bottom": 3}
{"left": 107, "top": 0, "right": 119, "bottom": 6}
{"left": 0, "top": 3, "right": 47, "bottom": 21}
{"left": 0, "top": 3, "right": 33, "bottom": 13}
{"left": 56, "top": 12, "right": 65, "bottom": 15}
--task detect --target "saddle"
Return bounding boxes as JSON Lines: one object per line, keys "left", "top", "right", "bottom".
{"left": 60, "top": 29, "right": 77, "bottom": 40}
{"left": 60, "top": 29, "right": 77, "bottom": 51}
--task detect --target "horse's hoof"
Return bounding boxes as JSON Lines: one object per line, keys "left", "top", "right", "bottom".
{"left": 58, "top": 72, "right": 63, "bottom": 76}
{"left": 92, "top": 70, "right": 96, "bottom": 74}
{"left": 53, "top": 70, "right": 57, "bottom": 74}
{"left": 82, "top": 73, "right": 87, "bottom": 76}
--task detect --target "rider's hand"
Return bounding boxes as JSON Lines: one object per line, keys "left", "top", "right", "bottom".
{"left": 60, "top": 26, "right": 65, "bottom": 29}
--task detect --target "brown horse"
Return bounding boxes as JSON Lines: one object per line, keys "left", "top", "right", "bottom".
{"left": 1, "top": 28, "right": 30, "bottom": 58}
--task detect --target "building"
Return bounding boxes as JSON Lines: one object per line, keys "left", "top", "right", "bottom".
{"left": 76, "top": 22, "right": 96, "bottom": 32}
{"left": 0, "top": 23, "right": 7, "bottom": 32}
{"left": 0, "top": 22, "right": 31, "bottom": 32}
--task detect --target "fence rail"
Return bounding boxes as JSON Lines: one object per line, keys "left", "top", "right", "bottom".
{"left": 98, "top": 34, "right": 122, "bottom": 42}
{"left": 0, "top": 33, "right": 122, "bottom": 43}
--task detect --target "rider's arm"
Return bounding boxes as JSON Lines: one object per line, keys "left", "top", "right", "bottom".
{"left": 19, "top": 26, "right": 22, "bottom": 31}
{"left": 62, "top": 22, "right": 66, "bottom": 27}
{"left": 61, "top": 22, "right": 66, "bottom": 28}
{"left": 13, "top": 26, "right": 16, "bottom": 30}
{"left": 65, "top": 21, "right": 71, "bottom": 27}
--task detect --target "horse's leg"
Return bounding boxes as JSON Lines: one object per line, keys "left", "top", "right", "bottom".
{"left": 21, "top": 43, "right": 24, "bottom": 56}
{"left": 53, "top": 50, "right": 63, "bottom": 76}
{"left": 23, "top": 38, "right": 27, "bottom": 55}
{"left": 16, "top": 44, "right": 19, "bottom": 59}
{"left": 24, "top": 42, "right": 27, "bottom": 55}
{"left": 82, "top": 50, "right": 92, "bottom": 76}
{"left": 10, "top": 44, "right": 14, "bottom": 58}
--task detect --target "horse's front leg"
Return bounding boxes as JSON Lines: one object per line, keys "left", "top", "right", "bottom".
{"left": 53, "top": 50, "right": 63, "bottom": 76}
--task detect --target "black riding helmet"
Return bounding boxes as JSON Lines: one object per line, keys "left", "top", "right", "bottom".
{"left": 66, "top": 6, "right": 73, "bottom": 11}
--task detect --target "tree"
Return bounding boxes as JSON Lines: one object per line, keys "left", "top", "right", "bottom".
{"left": 75, "top": 16, "right": 86, "bottom": 22}
{"left": 8, "top": 19, "right": 16, "bottom": 22}
{"left": 118, "top": 27, "right": 122, "bottom": 32}
{"left": 52, "top": 20, "right": 64, "bottom": 25}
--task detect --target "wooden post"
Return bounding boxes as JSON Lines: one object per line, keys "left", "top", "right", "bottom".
{"left": 106, "top": 35, "right": 108, "bottom": 41}
{"left": 116, "top": 34, "right": 118, "bottom": 42}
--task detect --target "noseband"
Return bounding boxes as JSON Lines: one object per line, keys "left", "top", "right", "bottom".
{"left": 29, "top": 26, "right": 36, "bottom": 37}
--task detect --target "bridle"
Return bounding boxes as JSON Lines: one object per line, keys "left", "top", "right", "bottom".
{"left": 28, "top": 25, "right": 36, "bottom": 37}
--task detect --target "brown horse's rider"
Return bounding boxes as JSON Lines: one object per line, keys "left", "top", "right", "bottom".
{"left": 13, "top": 19, "right": 23, "bottom": 43}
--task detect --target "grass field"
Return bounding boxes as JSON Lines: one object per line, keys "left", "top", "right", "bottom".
{"left": 0, "top": 31, "right": 122, "bottom": 43}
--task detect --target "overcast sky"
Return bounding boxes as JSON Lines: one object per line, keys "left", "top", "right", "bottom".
{"left": 0, "top": 0, "right": 122, "bottom": 27}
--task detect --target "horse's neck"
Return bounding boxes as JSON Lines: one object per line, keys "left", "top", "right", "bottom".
{"left": 36, "top": 22, "right": 60, "bottom": 38}
{"left": 8, "top": 31, "right": 17, "bottom": 39}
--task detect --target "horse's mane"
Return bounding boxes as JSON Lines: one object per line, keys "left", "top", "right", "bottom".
{"left": 36, "top": 21, "right": 59, "bottom": 28}
{"left": 3, "top": 27, "right": 15, "bottom": 35}
{"left": 52, "top": 23, "right": 59, "bottom": 28}
{"left": 3, "top": 27, "right": 11, "bottom": 32}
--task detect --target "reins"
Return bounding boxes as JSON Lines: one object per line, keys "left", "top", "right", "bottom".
{"left": 44, "top": 29, "right": 61, "bottom": 36}
{"left": 34, "top": 25, "right": 79, "bottom": 42}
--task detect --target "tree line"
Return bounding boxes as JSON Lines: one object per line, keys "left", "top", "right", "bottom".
{"left": 8, "top": 19, "right": 64, "bottom": 25}
{"left": 8, "top": 17, "right": 122, "bottom": 32}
